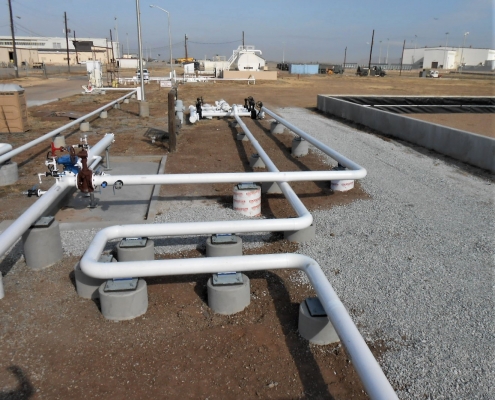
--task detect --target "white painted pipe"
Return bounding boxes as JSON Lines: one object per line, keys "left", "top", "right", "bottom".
{"left": 0, "top": 143, "right": 13, "bottom": 158}
{"left": 78, "top": 250, "right": 397, "bottom": 399}
{"left": 262, "top": 107, "right": 366, "bottom": 173}
{"left": 0, "top": 92, "right": 134, "bottom": 165}
{"left": 89, "top": 156, "right": 102, "bottom": 170}
{"left": 189, "top": 105, "right": 250, "bottom": 123}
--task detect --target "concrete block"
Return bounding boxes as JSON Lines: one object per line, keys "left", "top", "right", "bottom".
{"left": 237, "top": 133, "right": 249, "bottom": 141}
{"left": 116, "top": 239, "right": 154, "bottom": 262}
{"left": 114, "top": 103, "right": 121, "bottom": 109}
{"left": 298, "top": 298, "right": 340, "bottom": 345}
{"left": 99, "top": 279, "right": 148, "bottom": 321}
{"left": 261, "top": 181, "right": 282, "bottom": 194}
{"left": 123, "top": 99, "right": 130, "bottom": 104}
{"left": 249, "top": 153, "right": 265, "bottom": 169}
{"left": 292, "top": 137, "right": 308, "bottom": 157}
{"left": 53, "top": 135, "right": 66, "bottom": 148}
{"left": 22, "top": 218, "right": 63, "bottom": 270}
{"left": 270, "top": 121, "right": 285, "bottom": 134}
{"left": 139, "top": 101, "right": 150, "bottom": 117}
{"left": 207, "top": 274, "right": 250, "bottom": 315}
{"left": 100, "top": 111, "right": 108, "bottom": 119}
{"left": 206, "top": 236, "right": 242, "bottom": 257}
{"left": 131, "top": 94, "right": 136, "bottom": 99}
{"left": 0, "top": 161, "right": 18, "bottom": 186}
{"left": 80, "top": 121, "right": 90, "bottom": 132}
{"left": 74, "top": 256, "right": 116, "bottom": 299}
{"left": 284, "top": 223, "right": 315, "bottom": 243}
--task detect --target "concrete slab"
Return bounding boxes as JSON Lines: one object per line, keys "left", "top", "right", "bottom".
{"left": 56, "top": 156, "right": 163, "bottom": 225}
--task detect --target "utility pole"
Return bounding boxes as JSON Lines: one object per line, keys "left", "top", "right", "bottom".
{"left": 73, "top": 31, "right": 79, "bottom": 64}
{"left": 343, "top": 46, "right": 347, "bottom": 69}
{"left": 184, "top": 34, "right": 188, "bottom": 59}
{"left": 114, "top": 17, "right": 119, "bottom": 57}
{"left": 8, "top": 0, "right": 19, "bottom": 78}
{"left": 110, "top": 29, "right": 115, "bottom": 63}
{"left": 399, "top": 39, "right": 406, "bottom": 76}
{"left": 368, "top": 29, "right": 374, "bottom": 72}
{"left": 242, "top": 31, "right": 245, "bottom": 49}
{"left": 64, "top": 12, "right": 70, "bottom": 73}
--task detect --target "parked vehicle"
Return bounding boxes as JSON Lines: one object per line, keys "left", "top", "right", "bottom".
{"left": 135, "top": 68, "right": 150, "bottom": 81}
{"left": 370, "top": 66, "right": 386, "bottom": 77}
{"left": 356, "top": 66, "right": 369, "bottom": 76}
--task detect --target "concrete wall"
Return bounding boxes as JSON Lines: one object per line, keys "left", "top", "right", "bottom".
{"left": 222, "top": 70, "right": 277, "bottom": 80}
{"left": 317, "top": 95, "right": 495, "bottom": 173}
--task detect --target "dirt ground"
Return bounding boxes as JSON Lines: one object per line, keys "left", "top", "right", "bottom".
{"left": 0, "top": 70, "right": 493, "bottom": 399}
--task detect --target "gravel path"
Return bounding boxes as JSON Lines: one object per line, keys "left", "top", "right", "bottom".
{"left": 277, "top": 107, "right": 494, "bottom": 399}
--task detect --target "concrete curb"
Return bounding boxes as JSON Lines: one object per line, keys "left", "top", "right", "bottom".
{"left": 317, "top": 95, "right": 495, "bottom": 173}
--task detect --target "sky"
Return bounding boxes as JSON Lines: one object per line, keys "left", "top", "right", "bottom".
{"left": 1, "top": 0, "right": 493, "bottom": 64}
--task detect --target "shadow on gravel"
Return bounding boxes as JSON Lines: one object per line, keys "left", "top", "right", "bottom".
{"left": 0, "top": 366, "right": 35, "bottom": 400}
{"left": 0, "top": 241, "right": 23, "bottom": 277}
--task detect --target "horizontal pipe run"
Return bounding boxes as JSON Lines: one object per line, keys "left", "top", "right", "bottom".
{"left": 79, "top": 252, "right": 397, "bottom": 400}
{"left": 0, "top": 92, "right": 135, "bottom": 165}
{"left": 262, "top": 107, "right": 367, "bottom": 174}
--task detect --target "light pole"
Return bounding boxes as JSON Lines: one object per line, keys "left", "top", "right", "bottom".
{"left": 282, "top": 41, "right": 285, "bottom": 64}
{"left": 445, "top": 32, "right": 449, "bottom": 47}
{"left": 413, "top": 35, "right": 417, "bottom": 65}
{"left": 460, "top": 31, "right": 469, "bottom": 74}
{"left": 114, "top": 17, "right": 119, "bottom": 58}
{"left": 385, "top": 38, "right": 389, "bottom": 65}
{"left": 126, "top": 32, "right": 129, "bottom": 57}
{"left": 135, "top": 0, "right": 147, "bottom": 112}
{"left": 379, "top": 40, "right": 382, "bottom": 64}
{"left": 150, "top": 5, "right": 174, "bottom": 81}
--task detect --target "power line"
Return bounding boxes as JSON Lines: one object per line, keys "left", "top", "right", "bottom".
{"left": 189, "top": 39, "right": 241, "bottom": 45}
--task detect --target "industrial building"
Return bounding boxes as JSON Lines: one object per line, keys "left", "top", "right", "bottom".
{"left": 402, "top": 46, "right": 495, "bottom": 70}
{"left": 0, "top": 36, "right": 120, "bottom": 66}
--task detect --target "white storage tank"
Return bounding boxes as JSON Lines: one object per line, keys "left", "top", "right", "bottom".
{"left": 237, "top": 52, "right": 265, "bottom": 71}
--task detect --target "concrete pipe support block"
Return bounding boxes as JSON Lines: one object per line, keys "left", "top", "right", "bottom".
{"left": 284, "top": 223, "right": 315, "bottom": 243}
{"left": 261, "top": 181, "right": 282, "bottom": 194}
{"left": 139, "top": 101, "right": 150, "bottom": 117}
{"left": 249, "top": 154, "right": 265, "bottom": 169}
{"left": 75, "top": 255, "right": 116, "bottom": 299}
{"left": 123, "top": 99, "right": 130, "bottom": 104}
{"left": 113, "top": 103, "right": 121, "bottom": 110}
{"left": 116, "top": 239, "right": 155, "bottom": 262}
{"left": 298, "top": 298, "right": 340, "bottom": 345}
{"left": 53, "top": 135, "right": 66, "bottom": 148}
{"left": 207, "top": 274, "right": 250, "bottom": 315}
{"left": 131, "top": 94, "right": 136, "bottom": 99}
{"left": 0, "top": 162, "right": 19, "bottom": 186}
{"left": 80, "top": 121, "right": 90, "bottom": 132}
{"left": 22, "top": 217, "right": 63, "bottom": 270}
{"left": 236, "top": 133, "right": 249, "bottom": 141}
{"left": 270, "top": 121, "right": 285, "bottom": 134}
{"left": 100, "top": 111, "right": 108, "bottom": 119}
{"left": 99, "top": 279, "right": 148, "bottom": 321}
{"left": 292, "top": 137, "right": 309, "bottom": 157}
{"left": 206, "top": 236, "right": 242, "bottom": 257}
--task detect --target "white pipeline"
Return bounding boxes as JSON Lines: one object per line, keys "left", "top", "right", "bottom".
{"left": 0, "top": 92, "right": 135, "bottom": 165}
{"left": 79, "top": 250, "right": 396, "bottom": 400}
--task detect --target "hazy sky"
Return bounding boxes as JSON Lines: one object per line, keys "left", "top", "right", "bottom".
{"left": 1, "top": 0, "right": 493, "bottom": 63}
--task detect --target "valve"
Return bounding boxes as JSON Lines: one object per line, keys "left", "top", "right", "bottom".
{"left": 23, "top": 185, "right": 46, "bottom": 198}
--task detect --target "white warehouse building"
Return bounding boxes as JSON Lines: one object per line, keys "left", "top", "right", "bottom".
{"left": 403, "top": 46, "right": 495, "bottom": 70}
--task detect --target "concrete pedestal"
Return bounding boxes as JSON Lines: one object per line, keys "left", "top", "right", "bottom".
{"left": 99, "top": 279, "right": 148, "bottom": 321}
{"left": 80, "top": 122, "right": 90, "bottom": 132}
{"left": 292, "top": 137, "right": 308, "bottom": 157}
{"left": 0, "top": 162, "right": 18, "bottom": 186}
{"left": 206, "top": 236, "right": 242, "bottom": 257}
{"left": 139, "top": 101, "right": 150, "bottom": 117}
{"left": 284, "top": 223, "right": 315, "bottom": 243}
{"left": 0, "top": 274, "right": 4, "bottom": 299}
{"left": 237, "top": 133, "right": 249, "bottom": 141}
{"left": 123, "top": 99, "right": 130, "bottom": 104}
{"left": 298, "top": 299, "right": 340, "bottom": 345}
{"left": 75, "top": 256, "right": 116, "bottom": 299}
{"left": 270, "top": 121, "right": 285, "bottom": 134}
{"left": 116, "top": 239, "right": 154, "bottom": 262}
{"left": 249, "top": 154, "right": 265, "bottom": 169}
{"left": 261, "top": 181, "right": 282, "bottom": 194}
{"left": 114, "top": 103, "right": 121, "bottom": 109}
{"left": 131, "top": 94, "right": 136, "bottom": 99}
{"left": 53, "top": 135, "right": 66, "bottom": 148}
{"left": 207, "top": 274, "right": 250, "bottom": 315}
{"left": 100, "top": 111, "right": 108, "bottom": 119}
{"left": 22, "top": 218, "right": 63, "bottom": 270}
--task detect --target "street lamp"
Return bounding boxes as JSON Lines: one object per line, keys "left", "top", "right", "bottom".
{"left": 445, "top": 32, "right": 449, "bottom": 47}
{"left": 413, "top": 35, "right": 417, "bottom": 65}
{"left": 385, "top": 38, "right": 390, "bottom": 65}
{"left": 126, "top": 32, "right": 129, "bottom": 57}
{"left": 459, "top": 31, "right": 469, "bottom": 74}
{"left": 379, "top": 40, "right": 382, "bottom": 64}
{"left": 150, "top": 4, "right": 174, "bottom": 82}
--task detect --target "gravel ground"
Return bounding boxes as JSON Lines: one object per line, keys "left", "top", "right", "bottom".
{"left": 276, "top": 107, "right": 494, "bottom": 399}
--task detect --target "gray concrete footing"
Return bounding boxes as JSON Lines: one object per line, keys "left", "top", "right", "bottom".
{"left": 80, "top": 121, "right": 90, "bottom": 132}
{"left": 284, "top": 223, "right": 315, "bottom": 243}
{"left": 292, "top": 137, "right": 309, "bottom": 157}
{"left": 53, "top": 135, "right": 66, "bottom": 148}
{"left": 116, "top": 239, "right": 155, "bottom": 262}
{"left": 207, "top": 274, "right": 250, "bottom": 315}
{"left": 99, "top": 279, "right": 148, "bottom": 321}
{"left": 0, "top": 162, "right": 19, "bottom": 186}
{"left": 298, "top": 299, "right": 340, "bottom": 345}
{"left": 123, "top": 99, "right": 130, "bottom": 104}
{"left": 100, "top": 111, "right": 108, "bottom": 119}
{"left": 237, "top": 133, "right": 249, "bottom": 141}
{"left": 0, "top": 274, "right": 4, "bottom": 299}
{"left": 249, "top": 154, "right": 265, "bottom": 168}
{"left": 139, "top": 101, "right": 150, "bottom": 117}
{"left": 261, "top": 181, "right": 282, "bottom": 194}
{"left": 206, "top": 236, "right": 242, "bottom": 257}
{"left": 114, "top": 103, "right": 121, "bottom": 110}
{"left": 75, "top": 256, "right": 117, "bottom": 299}
{"left": 270, "top": 121, "right": 285, "bottom": 134}
{"left": 22, "top": 218, "right": 63, "bottom": 270}
{"left": 131, "top": 94, "right": 136, "bottom": 99}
